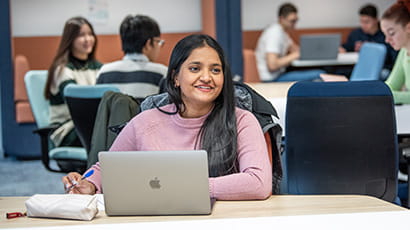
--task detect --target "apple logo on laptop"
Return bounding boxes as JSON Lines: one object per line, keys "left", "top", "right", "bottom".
{"left": 149, "top": 177, "right": 161, "bottom": 189}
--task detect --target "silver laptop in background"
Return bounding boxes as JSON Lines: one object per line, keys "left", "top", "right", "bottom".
{"left": 299, "top": 34, "right": 341, "bottom": 60}
{"left": 99, "top": 150, "right": 212, "bottom": 216}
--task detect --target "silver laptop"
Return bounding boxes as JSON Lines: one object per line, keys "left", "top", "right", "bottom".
{"left": 99, "top": 150, "right": 212, "bottom": 216}
{"left": 299, "top": 34, "right": 341, "bottom": 60}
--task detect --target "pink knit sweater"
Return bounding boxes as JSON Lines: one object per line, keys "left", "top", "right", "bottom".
{"left": 86, "top": 104, "right": 272, "bottom": 200}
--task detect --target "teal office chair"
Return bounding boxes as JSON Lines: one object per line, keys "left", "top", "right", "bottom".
{"left": 349, "top": 42, "right": 387, "bottom": 81}
{"left": 285, "top": 81, "right": 398, "bottom": 203}
{"left": 64, "top": 84, "right": 120, "bottom": 155}
{"left": 24, "top": 70, "right": 87, "bottom": 173}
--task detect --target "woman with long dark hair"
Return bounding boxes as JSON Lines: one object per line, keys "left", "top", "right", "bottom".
{"left": 45, "top": 16, "right": 102, "bottom": 147}
{"left": 63, "top": 34, "right": 272, "bottom": 200}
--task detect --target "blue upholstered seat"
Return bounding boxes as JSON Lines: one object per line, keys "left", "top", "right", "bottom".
{"left": 350, "top": 42, "right": 387, "bottom": 81}
{"left": 24, "top": 70, "right": 87, "bottom": 173}
{"left": 284, "top": 81, "right": 398, "bottom": 203}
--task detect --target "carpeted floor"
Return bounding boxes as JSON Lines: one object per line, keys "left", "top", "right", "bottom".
{"left": 0, "top": 157, "right": 66, "bottom": 196}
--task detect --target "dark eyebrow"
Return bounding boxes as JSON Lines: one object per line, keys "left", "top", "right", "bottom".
{"left": 188, "top": 62, "right": 221, "bottom": 67}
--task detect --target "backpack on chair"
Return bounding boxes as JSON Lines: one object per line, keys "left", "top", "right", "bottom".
{"left": 233, "top": 81, "right": 283, "bottom": 194}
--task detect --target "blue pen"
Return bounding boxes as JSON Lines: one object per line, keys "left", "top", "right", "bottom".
{"left": 65, "top": 169, "right": 94, "bottom": 192}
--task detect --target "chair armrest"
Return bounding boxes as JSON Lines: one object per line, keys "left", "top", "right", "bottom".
{"left": 33, "top": 124, "right": 59, "bottom": 137}
{"left": 32, "top": 124, "right": 61, "bottom": 172}
{"left": 403, "top": 147, "right": 410, "bottom": 160}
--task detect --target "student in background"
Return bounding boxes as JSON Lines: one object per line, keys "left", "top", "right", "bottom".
{"left": 44, "top": 16, "right": 102, "bottom": 147}
{"left": 255, "top": 3, "right": 324, "bottom": 82}
{"left": 383, "top": 0, "right": 410, "bottom": 104}
{"left": 63, "top": 34, "right": 272, "bottom": 200}
{"left": 340, "top": 4, "right": 398, "bottom": 72}
{"left": 96, "top": 15, "right": 167, "bottom": 100}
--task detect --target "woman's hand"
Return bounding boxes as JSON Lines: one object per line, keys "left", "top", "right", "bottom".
{"left": 62, "top": 172, "right": 96, "bottom": 194}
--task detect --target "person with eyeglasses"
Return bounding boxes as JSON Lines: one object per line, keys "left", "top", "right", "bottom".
{"left": 96, "top": 14, "right": 167, "bottom": 99}
{"left": 255, "top": 3, "right": 324, "bottom": 82}
{"left": 383, "top": 0, "right": 410, "bottom": 104}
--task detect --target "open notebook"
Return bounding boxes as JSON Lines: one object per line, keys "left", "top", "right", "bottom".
{"left": 99, "top": 150, "right": 213, "bottom": 216}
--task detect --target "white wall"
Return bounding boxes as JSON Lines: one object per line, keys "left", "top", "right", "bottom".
{"left": 11, "top": 0, "right": 202, "bottom": 37}
{"left": 12, "top": 0, "right": 398, "bottom": 37}
{"left": 242, "top": 0, "right": 396, "bottom": 30}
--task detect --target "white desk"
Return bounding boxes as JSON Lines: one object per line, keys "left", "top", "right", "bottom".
{"left": 246, "top": 82, "right": 292, "bottom": 136}
{"left": 4, "top": 211, "right": 410, "bottom": 230}
{"left": 395, "top": 104, "right": 410, "bottom": 135}
{"left": 269, "top": 97, "right": 410, "bottom": 136}
{"left": 1, "top": 195, "right": 408, "bottom": 229}
{"left": 269, "top": 97, "right": 286, "bottom": 135}
{"left": 292, "top": 52, "right": 358, "bottom": 67}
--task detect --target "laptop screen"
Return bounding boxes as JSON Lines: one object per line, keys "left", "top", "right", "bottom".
{"left": 299, "top": 34, "right": 341, "bottom": 60}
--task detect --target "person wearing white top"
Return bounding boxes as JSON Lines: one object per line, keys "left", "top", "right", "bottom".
{"left": 255, "top": 3, "right": 324, "bottom": 82}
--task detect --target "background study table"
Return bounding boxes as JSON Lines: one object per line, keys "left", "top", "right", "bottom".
{"left": 248, "top": 82, "right": 410, "bottom": 136}
{"left": 291, "top": 52, "right": 358, "bottom": 67}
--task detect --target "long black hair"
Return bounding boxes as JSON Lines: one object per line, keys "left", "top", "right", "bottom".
{"left": 164, "top": 34, "right": 238, "bottom": 177}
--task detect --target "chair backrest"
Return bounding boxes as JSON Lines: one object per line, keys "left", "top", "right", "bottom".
{"left": 14, "top": 55, "right": 30, "bottom": 103}
{"left": 24, "top": 70, "right": 49, "bottom": 128}
{"left": 64, "top": 84, "right": 120, "bottom": 153}
{"left": 350, "top": 42, "right": 386, "bottom": 81}
{"left": 243, "top": 49, "right": 261, "bottom": 83}
{"left": 285, "top": 81, "right": 398, "bottom": 202}
{"left": 15, "top": 55, "right": 36, "bottom": 123}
